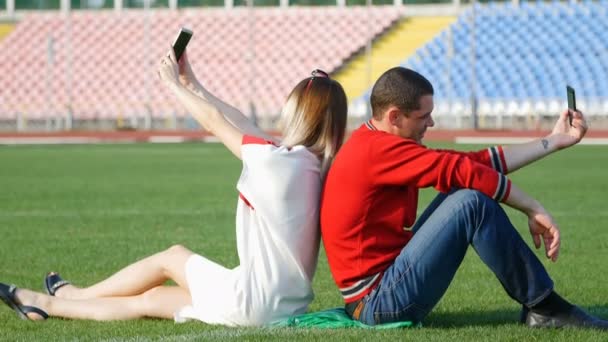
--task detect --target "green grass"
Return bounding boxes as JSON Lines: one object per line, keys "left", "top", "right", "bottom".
{"left": 1, "top": 142, "right": 607, "bottom": 341}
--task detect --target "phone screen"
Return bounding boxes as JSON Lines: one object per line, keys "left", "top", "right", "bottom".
{"left": 172, "top": 28, "right": 193, "bottom": 62}
{"left": 566, "top": 85, "right": 576, "bottom": 126}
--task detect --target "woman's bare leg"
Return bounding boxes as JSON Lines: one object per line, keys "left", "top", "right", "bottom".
{"left": 56, "top": 245, "right": 194, "bottom": 300}
{"left": 16, "top": 286, "right": 191, "bottom": 321}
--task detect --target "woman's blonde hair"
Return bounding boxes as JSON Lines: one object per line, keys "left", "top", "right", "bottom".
{"left": 280, "top": 71, "right": 348, "bottom": 177}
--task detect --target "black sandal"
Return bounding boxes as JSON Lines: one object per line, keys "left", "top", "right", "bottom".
{"left": 44, "top": 272, "right": 71, "bottom": 296}
{"left": 0, "top": 283, "right": 49, "bottom": 321}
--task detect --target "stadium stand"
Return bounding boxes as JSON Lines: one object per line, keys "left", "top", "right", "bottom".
{"left": 335, "top": 16, "right": 455, "bottom": 107}
{"left": 0, "top": 7, "right": 401, "bottom": 130}
{"left": 352, "top": 1, "right": 608, "bottom": 128}
{"left": 0, "top": 23, "right": 14, "bottom": 40}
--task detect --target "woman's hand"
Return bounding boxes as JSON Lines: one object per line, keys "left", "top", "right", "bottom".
{"left": 177, "top": 50, "right": 199, "bottom": 89}
{"left": 158, "top": 48, "right": 181, "bottom": 91}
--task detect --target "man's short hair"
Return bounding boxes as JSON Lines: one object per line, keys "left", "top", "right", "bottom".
{"left": 370, "top": 67, "right": 434, "bottom": 119}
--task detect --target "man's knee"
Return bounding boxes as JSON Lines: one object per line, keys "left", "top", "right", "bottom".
{"left": 450, "top": 189, "right": 495, "bottom": 207}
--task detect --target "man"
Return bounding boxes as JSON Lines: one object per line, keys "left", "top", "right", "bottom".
{"left": 320, "top": 66, "right": 608, "bottom": 329}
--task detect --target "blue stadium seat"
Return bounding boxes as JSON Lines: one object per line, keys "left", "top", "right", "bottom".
{"left": 353, "top": 0, "right": 608, "bottom": 119}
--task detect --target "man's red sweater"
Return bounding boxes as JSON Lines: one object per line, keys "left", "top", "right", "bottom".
{"left": 320, "top": 121, "right": 510, "bottom": 303}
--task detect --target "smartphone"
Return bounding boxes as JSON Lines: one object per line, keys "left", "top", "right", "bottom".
{"left": 566, "top": 85, "right": 576, "bottom": 126}
{"left": 172, "top": 27, "right": 193, "bottom": 62}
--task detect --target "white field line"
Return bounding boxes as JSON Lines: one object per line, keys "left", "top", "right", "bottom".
{"left": 456, "top": 137, "right": 608, "bottom": 145}
{"left": 0, "top": 209, "right": 218, "bottom": 218}
{"left": 201, "top": 136, "right": 221, "bottom": 143}
{"left": 0, "top": 136, "right": 221, "bottom": 145}
{"left": 2, "top": 135, "right": 608, "bottom": 145}
{"left": 97, "top": 328, "right": 291, "bottom": 342}
{"left": 0, "top": 137, "right": 141, "bottom": 145}
{"left": 147, "top": 136, "right": 187, "bottom": 143}
{"left": 1, "top": 209, "right": 607, "bottom": 219}
{"left": 0, "top": 137, "right": 105, "bottom": 145}
{"left": 148, "top": 135, "right": 222, "bottom": 143}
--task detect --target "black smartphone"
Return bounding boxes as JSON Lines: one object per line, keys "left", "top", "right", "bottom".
{"left": 566, "top": 85, "right": 576, "bottom": 126}
{"left": 172, "top": 27, "right": 193, "bottom": 62}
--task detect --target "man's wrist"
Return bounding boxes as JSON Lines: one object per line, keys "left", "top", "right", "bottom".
{"left": 541, "top": 135, "right": 559, "bottom": 153}
{"left": 529, "top": 200, "right": 544, "bottom": 214}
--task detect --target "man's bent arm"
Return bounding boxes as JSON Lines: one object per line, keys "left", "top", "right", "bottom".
{"left": 503, "top": 182, "right": 561, "bottom": 262}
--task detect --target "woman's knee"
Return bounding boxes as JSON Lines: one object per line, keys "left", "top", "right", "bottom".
{"left": 164, "top": 244, "right": 193, "bottom": 258}
{"left": 131, "top": 286, "right": 165, "bottom": 319}
{"left": 160, "top": 245, "right": 193, "bottom": 285}
{"left": 137, "top": 286, "right": 190, "bottom": 319}
{"left": 139, "top": 286, "right": 162, "bottom": 312}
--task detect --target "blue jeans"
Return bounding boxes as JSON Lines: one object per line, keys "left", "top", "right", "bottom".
{"left": 357, "top": 189, "right": 554, "bottom": 325}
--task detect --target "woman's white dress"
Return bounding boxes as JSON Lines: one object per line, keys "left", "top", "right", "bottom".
{"left": 175, "top": 135, "right": 322, "bottom": 326}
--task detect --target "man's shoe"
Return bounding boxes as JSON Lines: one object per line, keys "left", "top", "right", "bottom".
{"left": 522, "top": 305, "right": 608, "bottom": 330}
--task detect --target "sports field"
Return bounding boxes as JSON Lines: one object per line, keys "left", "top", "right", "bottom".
{"left": 1, "top": 142, "right": 607, "bottom": 341}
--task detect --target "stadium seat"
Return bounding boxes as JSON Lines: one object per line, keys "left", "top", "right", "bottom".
{"left": 353, "top": 1, "right": 608, "bottom": 127}
{"left": 0, "top": 7, "right": 401, "bottom": 124}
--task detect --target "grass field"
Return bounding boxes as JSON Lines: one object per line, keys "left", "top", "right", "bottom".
{"left": 1, "top": 142, "right": 607, "bottom": 341}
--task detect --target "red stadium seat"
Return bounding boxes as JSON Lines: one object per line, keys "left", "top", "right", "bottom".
{"left": 0, "top": 7, "right": 401, "bottom": 123}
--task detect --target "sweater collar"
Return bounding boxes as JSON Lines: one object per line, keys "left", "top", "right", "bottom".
{"left": 364, "top": 120, "right": 377, "bottom": 131}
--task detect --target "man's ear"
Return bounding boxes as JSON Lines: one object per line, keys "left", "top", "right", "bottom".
{"left": 387, "top": 107, "right": 402, "bottom": 127}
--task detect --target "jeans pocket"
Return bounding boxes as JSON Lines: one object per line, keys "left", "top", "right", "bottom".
{"left": 374, "top": 302, "right": 429, "bottom": 325}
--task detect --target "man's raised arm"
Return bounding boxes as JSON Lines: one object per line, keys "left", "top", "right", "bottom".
{"left": 502, "top": 109, "right": 588, "bottom": 173}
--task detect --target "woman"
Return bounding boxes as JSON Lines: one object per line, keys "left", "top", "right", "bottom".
{"left": 0, "top": 49, "right": 347, "bottom": 326}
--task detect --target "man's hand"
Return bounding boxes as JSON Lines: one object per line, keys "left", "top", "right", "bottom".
{"left": 527, "top": 209, "right": 561, "bottom": 262}
{"left": 550, "top": 109, "right": 588, "bottom": 150}
{"left": 504, "top": 183, "right": 561, "bottom": 262}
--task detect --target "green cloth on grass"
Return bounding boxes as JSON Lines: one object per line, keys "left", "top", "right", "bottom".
{"left": 271, "top": 308, "right": 416, "bottom": 329}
